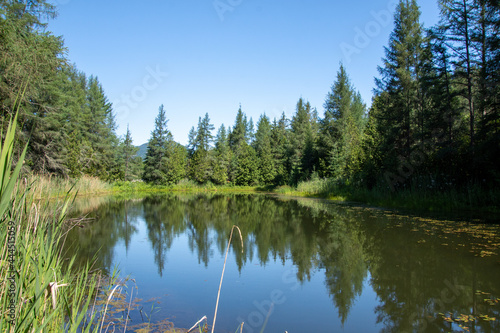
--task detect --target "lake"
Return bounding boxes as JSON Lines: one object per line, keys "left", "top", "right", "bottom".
{"left": 64, "top": 193, "right": 500, "bottom": 332}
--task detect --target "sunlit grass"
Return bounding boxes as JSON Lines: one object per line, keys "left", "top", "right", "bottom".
{"left": 22, "top": 174, "right": 113, "bottom": 200}
{"left": 281, "top": 177, "right": 500, "bottom": 214}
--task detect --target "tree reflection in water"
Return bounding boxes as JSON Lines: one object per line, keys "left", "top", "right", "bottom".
{"left": 64, "top": 194, "right": 500, "bottom": 332}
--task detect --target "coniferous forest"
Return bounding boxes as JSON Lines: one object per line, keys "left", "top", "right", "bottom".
{"left": 1, "top": 0, "right": 499, "bottom": 205}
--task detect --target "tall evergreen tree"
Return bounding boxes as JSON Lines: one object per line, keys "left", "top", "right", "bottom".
{"left": 374, "top": 0, "right": 425, "bottom": 187}
{"left": 83, "top": 75, "right": 118, "bottom": 179}
{"left": 212, "top": 124, "right": 231, "bottom": 185}
{"left": 229, "top": 105, "right": 248, "bottom": 150}
{"left": 254, "top": 114, "right": 276, "bottom": 184}
{"left": 189, "top": 113, "right": 215, "bottom": 183}
{"left": 319, "top": 64, "right": 366, "bottom": 179}
{"left": 439, "top": 0, "right": 479, "bottom": 152}
{"left": 143, "top": 105, "right": 172, "bottom": 184}
{"left": 118, "top": 125, "right": 141, "bottom": 181}
{"left": 270, "top": 113, "right": 290, "bottom": 185}
{"left": 289, "top": 98, "right": 317, "bottom": 184}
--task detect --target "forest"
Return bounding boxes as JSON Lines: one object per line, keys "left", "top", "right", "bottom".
{"left": 1, "top": 0, "right": 499, "bottom": 203}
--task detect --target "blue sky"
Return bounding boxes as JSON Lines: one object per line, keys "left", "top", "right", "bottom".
{"left": 47, "top": 0, "right": 440, "bottom": 146}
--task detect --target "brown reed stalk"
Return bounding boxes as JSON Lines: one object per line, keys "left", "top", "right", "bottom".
{"left": 211, "top": 225, "right": 243, "bottom": 333}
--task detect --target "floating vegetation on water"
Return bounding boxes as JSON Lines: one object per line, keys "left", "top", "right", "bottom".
{"left": 438, "top": 289, "right": 499, "bottom": 332}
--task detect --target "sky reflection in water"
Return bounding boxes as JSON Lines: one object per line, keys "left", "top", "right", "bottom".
{"left": 65, "top": 194, "right": 500, "bottom": 333}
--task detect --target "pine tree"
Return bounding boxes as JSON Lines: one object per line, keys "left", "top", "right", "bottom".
{"left": 188, "top": 113, "right": 215, "bottom": 183}
{"left": 229, "top": 105, "right": 248, "bottom": 150}
{"left": 234, "top": 142, "right": 259, "bottom": 186}
{"left": 289, "top": 98, "right": 317, "bottom": 184}
{"left": 254, "top": 114, "right": 276, "bottom": 184}
{"left": 374, "top": 0, "right": 424, "bottom": 185}
{"left": 229, "top": 106, "right": 252, "bottom": 183}
{"left": 120, "top": 125, "right": 140, "bottom": 181}
{"left": 212, "top": 124, "right": 231, "bottom": 185}
{"left": 83, "top": 75, "right": 119, "bottom": 179}
{"left": 143, "top": 105, "right": 172, "bottom": 184}
{"left": 439, "top": 0, "right": 479, "bottom": 152}
{"left": 270, "top": 113, "right": 290, "bottom": 185}
{"left": 319, "top": 64, "right": 366, "bottom": 179}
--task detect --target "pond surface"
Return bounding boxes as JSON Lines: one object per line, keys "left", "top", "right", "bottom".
{"left": 65, "top": 193, "right": 500, "bottom": 332}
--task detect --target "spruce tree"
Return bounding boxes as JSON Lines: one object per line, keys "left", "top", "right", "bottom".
{"left": 289, "top": 98, "right": 316, "bottom": 184}
{"left": 212, "top": 124, "right": 231, "bottom": 185}
{"left": 120, "top": 125, "right": 140, "bottom": 181}
{"left": 439, "top": 0, "right": 480, "bottom": 152}
{"left": 254, "top": 114, "right": 276, "bottom": 184}
{"left": 188, "top": 113, "right": 215, "bottom": 183}
{"left": 375, "top": 0, "right": 424, "bottom": 186}
{"left": 319, "top": 64, "right": 366, "bottom": 179}
{"left": 83, "top": 75, "right": 118, "bottom": 179}
{"left": 143, "top": 105, "right": 172, "bottom": 184}
{"left": 270, "top": 113, "right": 290, "bottom": 185}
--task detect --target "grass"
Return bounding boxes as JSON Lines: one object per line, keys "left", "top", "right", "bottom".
{"left": 274, "top": 177, "right": 500, "bottom": 215}
{"left": 30, "top": 169, "right": 499, "bottom": 217}
{"left": 0, "top": 109, "right": 137, "bottom": 332}
{"left": 25, "top": 174, "right": 113, "bottom": 200}
{"left": 111, "top": 179, "right": 260, "bottom": 195}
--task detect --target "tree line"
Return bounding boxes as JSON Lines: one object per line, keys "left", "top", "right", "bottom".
{"left": 0, "top": 0, "right": 142, "bottom": 181}
{"left": 144, "top": 0, "right": 500, "bottom": 192}
{"left": 2, "top": 0, "right": 499, "bottom": 193}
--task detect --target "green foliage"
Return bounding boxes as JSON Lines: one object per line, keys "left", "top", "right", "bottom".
{"left": 319, "top": 64, "right": 366, "bottom": 179}
{"left": 143, "top": 105, "right": 186, "bottom": 186}
{"left": 1, "top": 0, "right": 499, "bottom": 212}
{"left": 233, "top": 142, "right": 259, "bottom": 186}
{"left": 289, "top": 98, "right": 318, "bottom": 184}
{"left": 211, "top": 125, "right": 231, "bottom": 185}
{"left": 0, "top": 105, "right": 121, "bottom": 332}
{"left": 254, "top": 114, "right": 276, "bottom": 184}
{"left": 270, "top": 113, "right": 289, "bottom": 185}
{"left": 0, "top": 110, "right": 27, "bottom": 219}
{"left": 188, "top": 113, "right": 215, "bottom": 184}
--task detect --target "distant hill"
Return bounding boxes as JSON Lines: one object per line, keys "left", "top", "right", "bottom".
{"left": 136, "top": 143, "right": 148, "bottom": 160}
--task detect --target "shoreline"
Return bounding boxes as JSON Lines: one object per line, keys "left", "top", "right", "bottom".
{"left": 43, "top": 176, "right": 499, "bottom": 221}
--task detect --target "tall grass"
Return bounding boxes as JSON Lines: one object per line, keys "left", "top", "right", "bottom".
{"left": 112, "top": 178, "right": 260, "bottom": 194}
{"left": 23, "top": 174, "right": 112, "bottom": 200}
{"left": 281, "top": 177, "right": 500, "bottom": 214}
{"left": 0, "top": 110, "right": 121, "bottom": 332}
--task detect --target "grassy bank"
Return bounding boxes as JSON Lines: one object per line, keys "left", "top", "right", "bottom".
{"left": 22, "top": 174, "right": 113, "bottom": 200}
{"left": 33, "top": 173, "right": 499, "bottom": 216}
{"left": 21, "top": 171, "right": 500, "bottom": 213}
{"left": 274, "top": 178, "right": 500, "bottom": 215}
{"left": 25, "top": 170, "right": 498, "bottom": 216}
{"left": 111, "top": 178, "right": 260, "bottom": 194}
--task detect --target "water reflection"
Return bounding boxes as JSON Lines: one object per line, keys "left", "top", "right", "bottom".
{"left": 64, "top": 194, "right": 500, "bottom": 332}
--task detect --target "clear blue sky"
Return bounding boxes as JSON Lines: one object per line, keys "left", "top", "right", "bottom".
{"left": 47, "top": 0, "right": 440, "bottom": 146}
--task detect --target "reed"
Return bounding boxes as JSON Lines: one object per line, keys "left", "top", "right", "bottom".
{"left": 211, "top": 225, "right": 243, "bottom": 333}
{"left": 22, "top": 174, "right": 113, "bottom": 200}
{"left": 0, "top": 109, "right": 122, "bottom": 332}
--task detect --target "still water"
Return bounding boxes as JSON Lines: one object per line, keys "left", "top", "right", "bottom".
{"left": 65, "top": 193, "right": 500, "bottom": 332}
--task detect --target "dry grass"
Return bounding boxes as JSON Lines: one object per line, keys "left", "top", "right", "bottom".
{"left": 211, "top": 225, "right": 243, "bottom": 333}
{"left": 21, "top": 174, "right": 113, "bottom": 200}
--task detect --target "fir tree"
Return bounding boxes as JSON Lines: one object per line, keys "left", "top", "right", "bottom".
{"left": 143, "top": 105, "right": 172, "bottom": 184}
{"left": 319, "top": 64, "right": 366, "bottom": 179}
{"left": 270, "top": 113, "right": 290, "bottom": 185}
{"left": 212, "top": 124, "right": 231, "bottom": 185}
{"left": 375, "top": 0, "right": 424, "bottom": 185}
{"left": 188, "top": 113, "right": 215, "bottom": 183}
{"left": 254, "top": 114, "right": 276, "bottom": 184}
